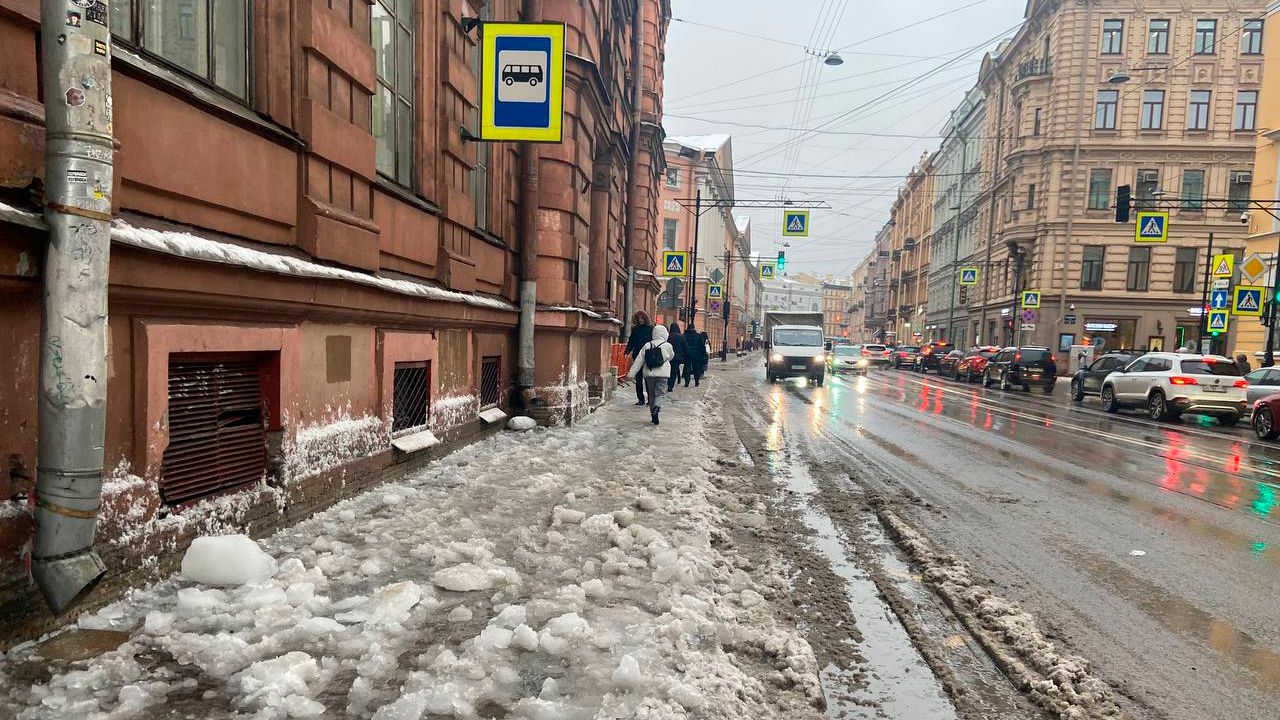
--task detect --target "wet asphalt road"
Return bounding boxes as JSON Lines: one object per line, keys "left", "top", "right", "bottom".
{"left": 727, "top": 358, "right": 1280, "bottom": 720}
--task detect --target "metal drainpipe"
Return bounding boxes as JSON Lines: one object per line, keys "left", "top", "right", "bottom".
{"left": 516, "top": 0, "right": 541, "bottom": 394}
{"left": 622, "top": 2, "right": 644, "bottom": 341}
{"left": 33, "top": 0, "right": 114, "bottom": 613}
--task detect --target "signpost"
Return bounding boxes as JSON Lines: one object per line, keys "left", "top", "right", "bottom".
{"left": 1020, "top": 290, "right": 1041, "bottom": 309}
{"left": 759, "top": 262, "right": 777, "bottom": 280}
{"left": 958, "top": 267, "right": 979, "bottom": 286}
{"left": 1241, "top": 253, "right": 1268, "bottom": 285}
{"left": 1207, "top": 310, "right": 1230, "bottom": 334}
{"left": 782, "top": 210, "right": 810, "bottom": 237}
{"left": 1233, "top": 285, "right": 1264, "bottom": 316}
{"left": 707, "top": 284, "right": 723, "bottom": 300}
{"left": 1134, "top": 211, "right": 1169, "bottom": 243}
{"left": 1211, "top": 253, "right": 1235, "bottom": 278}
{"left": 1210, "top": 288, "right": 1229, "bottom": 310}
{"left": 660, "top": 251, "right": 689, "bottom": 277}
{"left": 479, "top": 22, "right": 566, "bottom": 142}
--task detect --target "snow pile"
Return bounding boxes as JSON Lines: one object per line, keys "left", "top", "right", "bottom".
{"left": 507, "top": 416, "right": 537, "bottom": 431}
{"left": 1, "top": 388, "right": 823, "bottom": 720}
{"left": 181, "top": 535, "right": 278, "bottom": 586}
{"left": 282, "top": 410, "right": 387, "bottom": 483}
{"left": 430, "top": 394, "right": 477, "bottom": 433}
{"left": 878, "top": 507, "right": 1123, "bottom": 719}
{"left": 97, "top": 461, "right": 151, "bottom": 538}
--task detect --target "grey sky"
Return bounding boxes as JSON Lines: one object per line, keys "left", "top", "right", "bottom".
{"left": 662, "top": 0, "right": 1027, "bottom": 279}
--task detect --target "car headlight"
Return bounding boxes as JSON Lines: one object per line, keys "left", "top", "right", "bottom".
{"left": 857, "top": 359, "right": 869, "bottom": 366}
{"left": 770, "top": 353, "right": 784, "bottom": 363}
{"left": 814, "top": 354, "right": 826, "bottom": 363}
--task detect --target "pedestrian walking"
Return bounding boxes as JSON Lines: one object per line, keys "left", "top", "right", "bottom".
{"left": 628, "top": 324, "right": 674, "bottom": 425}
{"left": 624, "top": 311, "right": 653, "bottom": 406}
{"left": 1236, "top": 353, "right": 1252, "bottom": 374}
{"left": 666, "top": 322, "right": 688, "bottom": 392}
{"left": 683, "top": 323, "right": 707, "bottom": 387}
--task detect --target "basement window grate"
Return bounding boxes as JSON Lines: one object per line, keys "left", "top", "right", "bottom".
{"left": 161, "top": 357, "right": 268, "bottom": 506}
{"left": 393, "top": 361, "right": 430, "bottom": 435}
{"left": 480, "top": 356, "right": 501, "bottom": 409}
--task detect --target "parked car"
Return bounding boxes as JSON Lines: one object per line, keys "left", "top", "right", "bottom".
{"left": 1100, "top": 352, "right": 1247, "bottom": 424}
{"left": 1242, "top": 367, "right": 1280, "bottom": 405}
{"left": 937, "top": 349, "right": 966, "bottom": 378}
{"left": 829, "top": 345, "right": 870, "bottom": 375}
{"left": 860, "top": 343, "right": 893, "bottom": 366}
{"left": 1251, "top": 392, "right": 1280, "bottom": 439}
{"left": 954, "top": 347, "right": 1001, "bottom": 382}
{"left": 891, "top": 345, "right": 921, "bottom": 369}
{"left": 1070, "top": 351, "right": 1141, "bottom": 402}
{"left": 984, "top": 346, "right": 1058, "bottom": 393}
{"left": 913, "top": 341, "right": 954, "bottom": 373}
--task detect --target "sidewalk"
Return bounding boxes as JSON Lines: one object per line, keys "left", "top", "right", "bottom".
{"left": 0, "top": 378, "right": 824, "bottom": 719}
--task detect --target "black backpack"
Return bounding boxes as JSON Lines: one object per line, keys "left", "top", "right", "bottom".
{"left": 644, "top": 342, "right": 666, "bottom": 370}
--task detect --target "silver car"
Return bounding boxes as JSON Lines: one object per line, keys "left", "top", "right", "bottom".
{"left": 1100, "top": 352, "right": 1248, "bottom": 424}
{"left": 829, "top": 345, "right": 870, "bottom": 375}
{"left": 1242, "top": 367, "right": 1280, "bottom": 404}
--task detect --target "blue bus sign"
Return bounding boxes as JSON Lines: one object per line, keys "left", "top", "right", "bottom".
{"left": 480, "top": 23, "right": 565, "bottom": 142}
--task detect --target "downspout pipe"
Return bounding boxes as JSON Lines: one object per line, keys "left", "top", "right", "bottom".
{"left": 33, "top": 0, "right": 114, "bottom": 612}
{"left": 517, "top": 0, "right": 542, "bottom": 394}
{"left": 622, "top": 2, "right": 644, "bottom": 341}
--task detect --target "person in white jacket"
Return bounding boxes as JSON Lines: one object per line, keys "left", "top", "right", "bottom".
{"left": 628, "top": 323, "right": 675, "bottom": 425}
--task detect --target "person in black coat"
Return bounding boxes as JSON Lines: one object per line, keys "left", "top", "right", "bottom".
{"left": 683, "top": 324, "right": 708, "bottom": 386}
{"left": 625, "top": 311, "right": 654, "bottom": 405}
{"left": 666, "top": 322, "right": 688, "bottom": 392}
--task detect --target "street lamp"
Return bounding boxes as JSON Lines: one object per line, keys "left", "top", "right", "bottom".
{"left": 824, "top": 52, "right": 844, "bottom": 66}
{"left": 1108, "top": 66, "right": 1167, "bottom": 84}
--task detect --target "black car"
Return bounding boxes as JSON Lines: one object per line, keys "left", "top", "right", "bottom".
{"left": 937, "top": 349, "right": 966, "bottom": 378}
{"left": 983, "top": 346, "right": 1058, "bottom": 393}
{"left": 1070, "top": 351, "right": 1140, "bottom": 402}
{"left": 913, "top": 342, "right": 955, "bottom": 373}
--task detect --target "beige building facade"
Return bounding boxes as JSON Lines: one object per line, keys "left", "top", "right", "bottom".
{"left": 888, "top": 156, "right": 937, "bottom": 344}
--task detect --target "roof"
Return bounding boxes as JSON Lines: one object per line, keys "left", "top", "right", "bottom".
{"left": 666, "top": 134, "right": 731, "bottom": 153}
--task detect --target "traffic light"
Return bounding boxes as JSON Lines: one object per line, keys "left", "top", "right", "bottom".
{"left": 1115, "top": 184, "right": 1131, "bottom": 223}
{"left": 1265, "top": 301, "right": 1278, "bottom": 328}
{"left": 777, "top": 251, "right": 786, "bottom": 272}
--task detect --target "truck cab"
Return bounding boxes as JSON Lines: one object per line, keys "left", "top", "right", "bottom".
{"left": 767, "top": 325, "right": 827, "bottom": 386}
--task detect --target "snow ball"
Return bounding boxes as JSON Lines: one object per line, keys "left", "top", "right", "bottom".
{"left": 553, "top": 507, "right": 586, "bottom": 526}
{"left": 474, "top": 626, "right": 514, "bottom": 652}
{"left": 581, "top": 513, "right": 618, "bottom": 538}
{"left": 612, "top": 509, "right": 635, "bottom": 528}
{"left": 432, "top": 563, "right": 498, "bottom": 592}
{"left": 539, "top": 678, "right": 560, "bottom": 699}
{"left": 296, "top": 617, "right": 345, "bottom": 638}
{"left": 181, "top": 534, "right": 278, "bottom": 586}
{"left": 635, "top": 496, "right": 658, "bottom": 511}
{"left": 338, "top": 509, "right": 356, "bottom": 522}
{"left": 381, "top": 493, "right": 403, "bottom": 506}
{"left": 611, "top": 655, "right": 644, "bottom": 691}
{"left": 581, "top": 578, "right": 606, "bottom": 599}
{"left": 545, "top": 612, "right": 590, "bottom": 637}
{"left": 512, "top": 624, "right": 539, "bottom": 652}
{"left": 492, "top": 604, "right": 527, "bottom": 628}
{"left": 448, "top": 606, "right": 474, "bottom": 623}
{"left": 508, "top": 416, "right": 537, "bottom": 431}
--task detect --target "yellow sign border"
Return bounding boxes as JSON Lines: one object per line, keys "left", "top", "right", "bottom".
{"left": 1233, "top": 285, "right": 1265, "bottom": 317}
{"left": 1133, "top": 211, "right": 1169, "bottom": 244}
{"left": 707, "top": 283, "right": 723, "bottom": 299}
{"left": 1207, "top": 309, "right": 1230, "bottom": 332}
{"left": 759, "top": 262, "right": 777, "bottom": 279}
{"left": 480, "top": 22, "right": 565, "bottom": 143}
{"left": 1211, "top": 253, "right": 1235, "bottom": 278}
{"left": 1021, "top": 290, "right": 1041, "bottom": 309}
{"left": 958, "top": 267, "right": 979, "bottom": 286}
{"left": 660, "top": 250, "right": 689, "bottom": 278}
{"left": 782, "top": 210, "right": 810, "bottom": 237}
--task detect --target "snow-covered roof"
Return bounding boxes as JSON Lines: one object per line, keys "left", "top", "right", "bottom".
{"left": 666, "top": 134, "right": 731, "bottom": 154}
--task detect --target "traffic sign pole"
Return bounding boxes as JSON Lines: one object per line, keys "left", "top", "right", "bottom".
{"left": 1199, "top": 232, "right": 1213, "bottom": 348}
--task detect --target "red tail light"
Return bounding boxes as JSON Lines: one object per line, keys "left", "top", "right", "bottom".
{"left": 1014, "top": 352, "right": 1021, "bottom": 361}
{"left": 862, "top": 349, "right": 870, "bottom": 356}
{"left": 1234, "top": 379, "right": 1250, "bottom": 389}
{"left": 1169, "top": 376, "right": 1198, "bottom": 386}
{"left": 1049, "top": 354, "right": 1056, "bottom": 363}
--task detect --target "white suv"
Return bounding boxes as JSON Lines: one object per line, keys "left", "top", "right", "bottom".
{"left": 1100, "top": 352, "right": 1248, "bottom": 424}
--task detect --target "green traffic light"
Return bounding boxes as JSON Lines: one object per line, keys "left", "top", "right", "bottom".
{"left": 1211, "top": 331, "right": 1221, "bottom": 337}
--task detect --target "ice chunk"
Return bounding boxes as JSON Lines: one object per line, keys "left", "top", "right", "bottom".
{"left": 508, "top": 416, "right": 537, "bottom": 431}
{"left": 335, "top": 581, "right": 423, "bottom": 626}
{"left": 432, "top": 563, "right": 498, "bottom": 592}
{"left": 491, "top": 604, "right": 526, "bottom": 628}
{"left": 382, "top": 493, "right": 403, "bottom": 506}
{"left": 611, "top": 655, "right": 643, "bottom": 691}
{"left": 143, "top": 610, "right": 174, "bottom": 634}
{"left": 296, "top": 617, "right": 345, "bottom": 638}
{"left": 338, "top": 509, "right": 356, "bottom": 522}
{"left": 580, "top": 579, "right": 606, "bottom": 599}
{"left": 176, "top": 587, "right": 228, "bottom": 617}
{"left": 181, "top": 535, "right": 278, "bottom": 586}
{"left": 474, "top": 626, "right": 514, "bottom": 651}
{"left": 448, "top": 606, "right": 474, "bottom": 623}
{"left": 512, "top": 624, "right": 539, "bottom": 651}
{"left": 232, "top": 651, "right": 321, "bottom": 715}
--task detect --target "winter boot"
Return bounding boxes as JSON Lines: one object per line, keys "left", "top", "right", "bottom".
{"left": 651, "top": 408, "right": 660, "bottom": 425}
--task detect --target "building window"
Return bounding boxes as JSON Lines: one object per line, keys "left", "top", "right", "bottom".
{"left": 480, "top": 356, "right": 501, "bottom": 409}
{"left": 1187, "top": 90, "right": 1211, "bottom": 131}
{"left": 1181, "top": 169, "right": 1205, "bottom": 210}
{"left": 1095, "top": 90, "right": 1118, "bottom": 129}
{"left": 372, "top": 0, "right": 415, "bottom": 186}
{"left": 1088, "top": 169, "right": 1113, "bottom": 210}
{"left": 1229, "top": 171, "right": 1253, "bottom": 212}
{"left": 1101, "top": 19, "right": 1124, "bottom": 54}
{"left": 1033, "top": 108, "right": 1042, "bottom": 136}
{"left": 665, "top": 167, "right": 680, "bottom": 188}
{"left": 111, "top": 0, "right": 250, "bottom": 101}
{"left": 1136, "top": 169, "right": 1160, "bottom": 210}
{"left": 1027, "top": 184, "right": 1036, "bottom": 209}
{"left": 392, "top": 361, "right": 430, "bottom": 435}
{"left": 1242, "top": 19, "right": 1264, "bottom": 55}
{"left": 1235, "top": 91, "right": 1258, "bottom": 131}
{"left": 1148, "top": 19, "right": 1170, "bottom": 54}
{"left": 1194, "top": 19, "right": 1217, "bottom": 54}
{"left": 662, "top": 218, "right": 678, "bottom": 250}
{"left": 1140, "top": 90, "right": 1165, "bottom": 130}
{"left": 1080, "top": 246, "right": 1104, "bottom": 290}
{"left": 1127, "top": 247, "right": 1151, "bottom": 291}
{"left": 1173, "top": 247, "right": 1197, "bottom": 293}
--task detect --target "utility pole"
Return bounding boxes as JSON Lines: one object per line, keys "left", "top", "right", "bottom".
{"left": 33, "top": 0, "right": 115, "bottom": 613}
{"left": 721, "top": 248, "right": 733, "bottom": 361}
{"left": 686, "top": 188, "right": 702, "bottom": 328}
{"left": 1265, "top": 229, "right": 1280, "bottom": 367}
{"left": 1198, "top": 232, "right": 1214, "bottom": 351}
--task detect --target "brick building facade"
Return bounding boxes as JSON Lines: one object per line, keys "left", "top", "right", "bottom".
{"left": 0, "top": 0, "right": 668, "bottom": 642}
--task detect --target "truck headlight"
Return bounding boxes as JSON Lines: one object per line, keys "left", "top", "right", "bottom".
{"left": 814, "top": 353, "right": 826, "bottom": 363}
{"left": 770, "top": 353, "right": 784, "bottom": 363}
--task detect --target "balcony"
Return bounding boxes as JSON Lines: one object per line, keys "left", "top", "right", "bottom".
{"left": 1015, "top": 57, "right": 1050, "bottom": 81}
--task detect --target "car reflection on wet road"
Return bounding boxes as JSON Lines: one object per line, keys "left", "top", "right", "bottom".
{"left": 745, "top": 362, "right": 1280, "bottom": 720}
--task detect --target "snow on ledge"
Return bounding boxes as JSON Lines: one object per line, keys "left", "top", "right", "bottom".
{"left": 391, "top": 429, "right": 440, "bottom": 455}
{"left": 477, "top": 407, "right": 507, "bottom": 425}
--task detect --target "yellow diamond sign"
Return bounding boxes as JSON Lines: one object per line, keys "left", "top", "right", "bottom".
{"left": 1241, "top": 253, "right": 1268, "bottom": 284}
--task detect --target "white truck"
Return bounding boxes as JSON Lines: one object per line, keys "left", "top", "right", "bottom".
{"left": 763, "top": 311, "right": 827, "bottom": 386}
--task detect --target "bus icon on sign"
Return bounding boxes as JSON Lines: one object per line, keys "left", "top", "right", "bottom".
{"left": 502, "top": 64, "right": 543, "bottom": 86}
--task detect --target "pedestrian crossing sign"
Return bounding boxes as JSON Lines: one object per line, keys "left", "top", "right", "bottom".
{"left": 782, "top": 210, "right": 810, "bottom": 237}
{"left": 1021, "top": 290, "right": 1041, "bottom": 309}
{"left": 708, "top": 284, "right": 723, "bottom": 300}
{"left": 1134, "top": 211, "right": 1169, "bottom": 243}
{"left": 1211, "top": 253, "right": 1235, "bottom": 278}
{"left": 759, "top": 262, "right": 777, "bottom": 280}
{"left": 661, "top": 250, "right": 689, "bottom": 277}
{"left": 1207, "top": 309, "right": 1230, "bottom": 332}
{"left": 958, "top": 267, "right": 979, "bottom": 286}
{"left": 1233, "top": 285, "right": 1265, "bottom": 316}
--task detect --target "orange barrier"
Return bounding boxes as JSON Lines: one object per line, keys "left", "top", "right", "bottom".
{"left": 610, "top": 343, "right": 630, "bottom": 378}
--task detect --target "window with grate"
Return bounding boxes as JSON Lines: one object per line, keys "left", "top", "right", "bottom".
{"left": 480, "top": 356, "right": 501, "bottom": 408}
{"left": 161, "top": 356, "right": 267, "bottom": 506}
{"left": 392, "top": 361, "right": 430, "bottom": 434}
